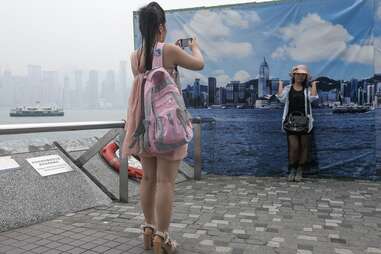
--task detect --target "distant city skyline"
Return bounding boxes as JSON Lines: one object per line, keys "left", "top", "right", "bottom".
{"left": 2, "top": 54, "right": 381, "bottom": 110}
{"left": 183, "top": 74, "right": 381, "bottom": 108}
{"left": 0, "top": 61, "right": 129, "bottom": 109}
{"left": 181, "top": 59, "right": 381, "bottom": 108}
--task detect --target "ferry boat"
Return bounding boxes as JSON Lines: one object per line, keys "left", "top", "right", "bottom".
{"left": 208, "top": 105, "right": 226, "bottom": 109}
{"left": 332, "top": 104, "right": 371, "bottom": 114}
{"left": 9, "top": 103, "right": 64, "bottom": 117}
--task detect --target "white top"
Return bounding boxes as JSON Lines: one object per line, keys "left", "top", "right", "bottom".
{"left": 276, "top": 85, "right": 319, "bottom": 133}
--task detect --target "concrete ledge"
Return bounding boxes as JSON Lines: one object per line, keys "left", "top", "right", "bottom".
{"left": 0, "top": 149, "right": 112, "bottom": 232}
{"left": 0, "top": 138, "right": 196, "bottom": 232}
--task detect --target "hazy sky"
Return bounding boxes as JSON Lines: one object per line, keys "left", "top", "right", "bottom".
{"left": 0, "top": 0, "right": 271, "bottom": 78}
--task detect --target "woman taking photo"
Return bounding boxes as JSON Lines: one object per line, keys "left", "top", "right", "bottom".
{"left": 276, "top": 65, "right": 319, "bottom": 182}
{"left": 121, "top": 2, "right": 204, "bottom": 254}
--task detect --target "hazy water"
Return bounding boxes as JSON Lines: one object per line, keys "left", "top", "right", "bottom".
{"left": 0, "top": 108, "right": 127, "bottom": 144}
{"left": 1, "top": 107, "right": 380, "bottom": 179}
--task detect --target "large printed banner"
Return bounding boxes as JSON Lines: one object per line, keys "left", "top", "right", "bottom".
{"left": 134, "top": 0, "right": 381, "bottom": 179}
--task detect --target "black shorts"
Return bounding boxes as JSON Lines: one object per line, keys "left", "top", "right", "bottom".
{"left": 286, "top": 129, "right": 310, "bottom": 136}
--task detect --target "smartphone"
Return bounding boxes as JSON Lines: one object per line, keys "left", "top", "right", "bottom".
{"left": 179, "top": 38, "right": 193, "bottom": 48}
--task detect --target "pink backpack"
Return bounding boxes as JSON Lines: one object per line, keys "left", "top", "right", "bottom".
{"left": 131, "top": 43, "right": 193, "bottom": 154}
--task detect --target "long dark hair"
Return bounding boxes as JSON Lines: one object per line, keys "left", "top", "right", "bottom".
{"left": 138, "top": 2, "right": 166, "bottom": 71}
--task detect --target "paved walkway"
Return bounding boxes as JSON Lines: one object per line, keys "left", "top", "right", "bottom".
{"left": 1, "top": 176, "right": 381, "bottom": 254}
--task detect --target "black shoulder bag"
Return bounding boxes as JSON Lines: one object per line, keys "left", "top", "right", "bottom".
{"left": 283, "top": 88, "right": 309, "bottom": 133}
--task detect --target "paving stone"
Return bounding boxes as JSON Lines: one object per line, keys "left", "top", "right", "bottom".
{"left": 330, "top": 238, "right": 347, "bottom": 244}
{"left": 297, "top": 250, "right": 313, "bottom": 254}
{"left": 216, "top": 246, "right": 233, "bottom": 253}
{"left": 183, "top": 233, "right": 200, "bottom": 239}
{"left": 200, "top": 240, "right": 214, "bottom": 246}
{"left": 29, "top": 246, "right": 50, "bottom": 253}
{"left": 335, "top": 248, "right": 354, "bottom": 254}
{"left": 91, "top": 245, "right": 110, "bottom": 253}
{"left": 0, "top": 176, "right": 380, "bottom": 254}
{"left": 297, "top": 235, "right": 318, "bottom": 241}
{"left": 366, "top": 247, "right": 381, "bottom": 253}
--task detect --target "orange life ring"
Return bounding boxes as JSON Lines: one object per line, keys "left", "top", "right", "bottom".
{"left": 101, "top": 142, "right": 144, "bottom": 180}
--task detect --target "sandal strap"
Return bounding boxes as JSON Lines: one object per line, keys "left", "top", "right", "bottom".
{"left": 154, "top": 231, "right": 167, "bottom": 240}
{"left": 154, "top": 231, "right": 177, "bottom": 247}
{"left": 141, "top": 223, "right": 155, "bottom": 232}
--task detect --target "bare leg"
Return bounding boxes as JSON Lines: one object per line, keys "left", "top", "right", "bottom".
{"left": 155, "top": 158, "right": 180, "bottom": 232}
{"left": 140, "top": 157, "right": 157, "bottom": 225}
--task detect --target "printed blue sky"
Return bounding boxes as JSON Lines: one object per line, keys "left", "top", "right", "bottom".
{"left": 135, "top": 0, "right": 380, "bottom": 87}
{"left": 375, "top": 0, "right": 381, "bottom": 75}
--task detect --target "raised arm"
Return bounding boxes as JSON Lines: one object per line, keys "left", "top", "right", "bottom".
{"left": 165, "top": 38, "right": 204, "bottom": 70}
{"left": 276, "top": 80, "right": 287, "bottom": 103}
{"left": 310, "top": 80, "right": 318, "bottom": 96}
{"left": 309, "top": 80, "right": 319, "bottom": 102}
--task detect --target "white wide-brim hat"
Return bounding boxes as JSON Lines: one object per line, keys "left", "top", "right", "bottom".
{"left": 289, "top": 64, "right": 311, "bottom": 80}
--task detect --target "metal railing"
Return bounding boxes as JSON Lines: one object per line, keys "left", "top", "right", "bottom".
{"left": 0, "top": 118, "right": 208, "bottom": 203}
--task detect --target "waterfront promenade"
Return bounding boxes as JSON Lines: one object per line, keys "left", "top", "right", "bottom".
{"left": 1, "top": 175, "right": 380, "bottom": 254}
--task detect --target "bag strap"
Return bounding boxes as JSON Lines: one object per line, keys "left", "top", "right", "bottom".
{"left": 138, "top": 43, "right": 163, "bottom": 127}
{"left": 152, "top": 42, "right": 164, "bottom": 69}
{"left": 140, "top": 76, "right": 146, "bottom": 123}
{"left": 129, "top": 75, "right": 147, "bottom": 149}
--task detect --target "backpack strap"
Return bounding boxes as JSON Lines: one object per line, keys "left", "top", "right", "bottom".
{"left": 152, "top": 42, "right": 164, "bottom": 69}
{"left": 129, "top": 75, "right": 147, "bottom": 151}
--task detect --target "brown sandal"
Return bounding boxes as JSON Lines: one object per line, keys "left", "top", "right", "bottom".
{"left": 141, "top": 223, "right": 155, "bottom": 250}
{"left": 153, "top": 231, "right": 177, "bottom": 254}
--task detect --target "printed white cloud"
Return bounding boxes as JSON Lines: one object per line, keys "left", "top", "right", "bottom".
{"left": 247, "top": 10, "right": 261, "bottom": 23}
{"left": 179, "top": 68, "right": 208, "bottom": 87}
{"left": 212, "top": 69, "right": 226, "bottom": 76}
{"left": 375, "top": 37, "right": 381, "bottom": 49}
{"left": 222, "top": 10, "right": 260, "bottom": 28}
{"left": 223, "top": 10, "right": 249, "bottom": 28}
{"left": 377, "top": 5, "right": 381, "bottom": 20}
{"left": 233, "top": 70, "right": 250, "bottom": 82}
{"left": 186, "top": 10, "right": 230, "bottom": 38}
{"left": 271, "top": 47, "right": 287, "bottom": 59}
{"left": 272, "top": 13, "right": 374, "bottom": 65}
{"left": 215, "top": 73, "right": 231, "bottom": 87}
{"left": 342, "top": 44, "right": 373, "bottom": 65}
{"left": 169, "top": 9, "right": 258, "bottom": 62}
{"left": 375, "top": 37, "right": 381, "bottom": 73}
{"left": 271, "top": 13, "right": 352, "bottom": 62}
{"left": 179, "top": 68, "right": 252, "bottom": 88}
{"left": 212, "top": 69, "right": 252, "bottom": 87}
{"left": 211, "top": 69, "right": 230, "bottom": 87}
{"left": 203, "top": 41, "right": 253, "bottom": 61}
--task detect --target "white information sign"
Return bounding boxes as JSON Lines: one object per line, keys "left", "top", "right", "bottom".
{"left": 0, "top": 156, "right": 20, "bottom": 171}
{"left": 27, "top": 155, "right": 74, "bottom": 176}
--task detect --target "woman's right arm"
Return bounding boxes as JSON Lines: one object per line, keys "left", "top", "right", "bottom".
{"left": 276, "top": 80, "right": 287, "bottom": 103}
{"left": 130, "top": 52, "right": 139, "bottom": 77}
{"left": 166, "top": 38, "right": 204, "bottom": 70}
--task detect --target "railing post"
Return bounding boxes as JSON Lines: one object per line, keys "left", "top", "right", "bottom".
{"left": 194, "top": 117, "right": 202, "bottom": 180}
{"left": 118, "top": 128, "right": 129, "bottom": 203}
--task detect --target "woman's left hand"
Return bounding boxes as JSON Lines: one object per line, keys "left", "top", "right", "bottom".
{"left": 310, "top": 80, "right": 319, "bottom": 96}
{"left": 175, "top": 39, "right": 181, "bottom": 48}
